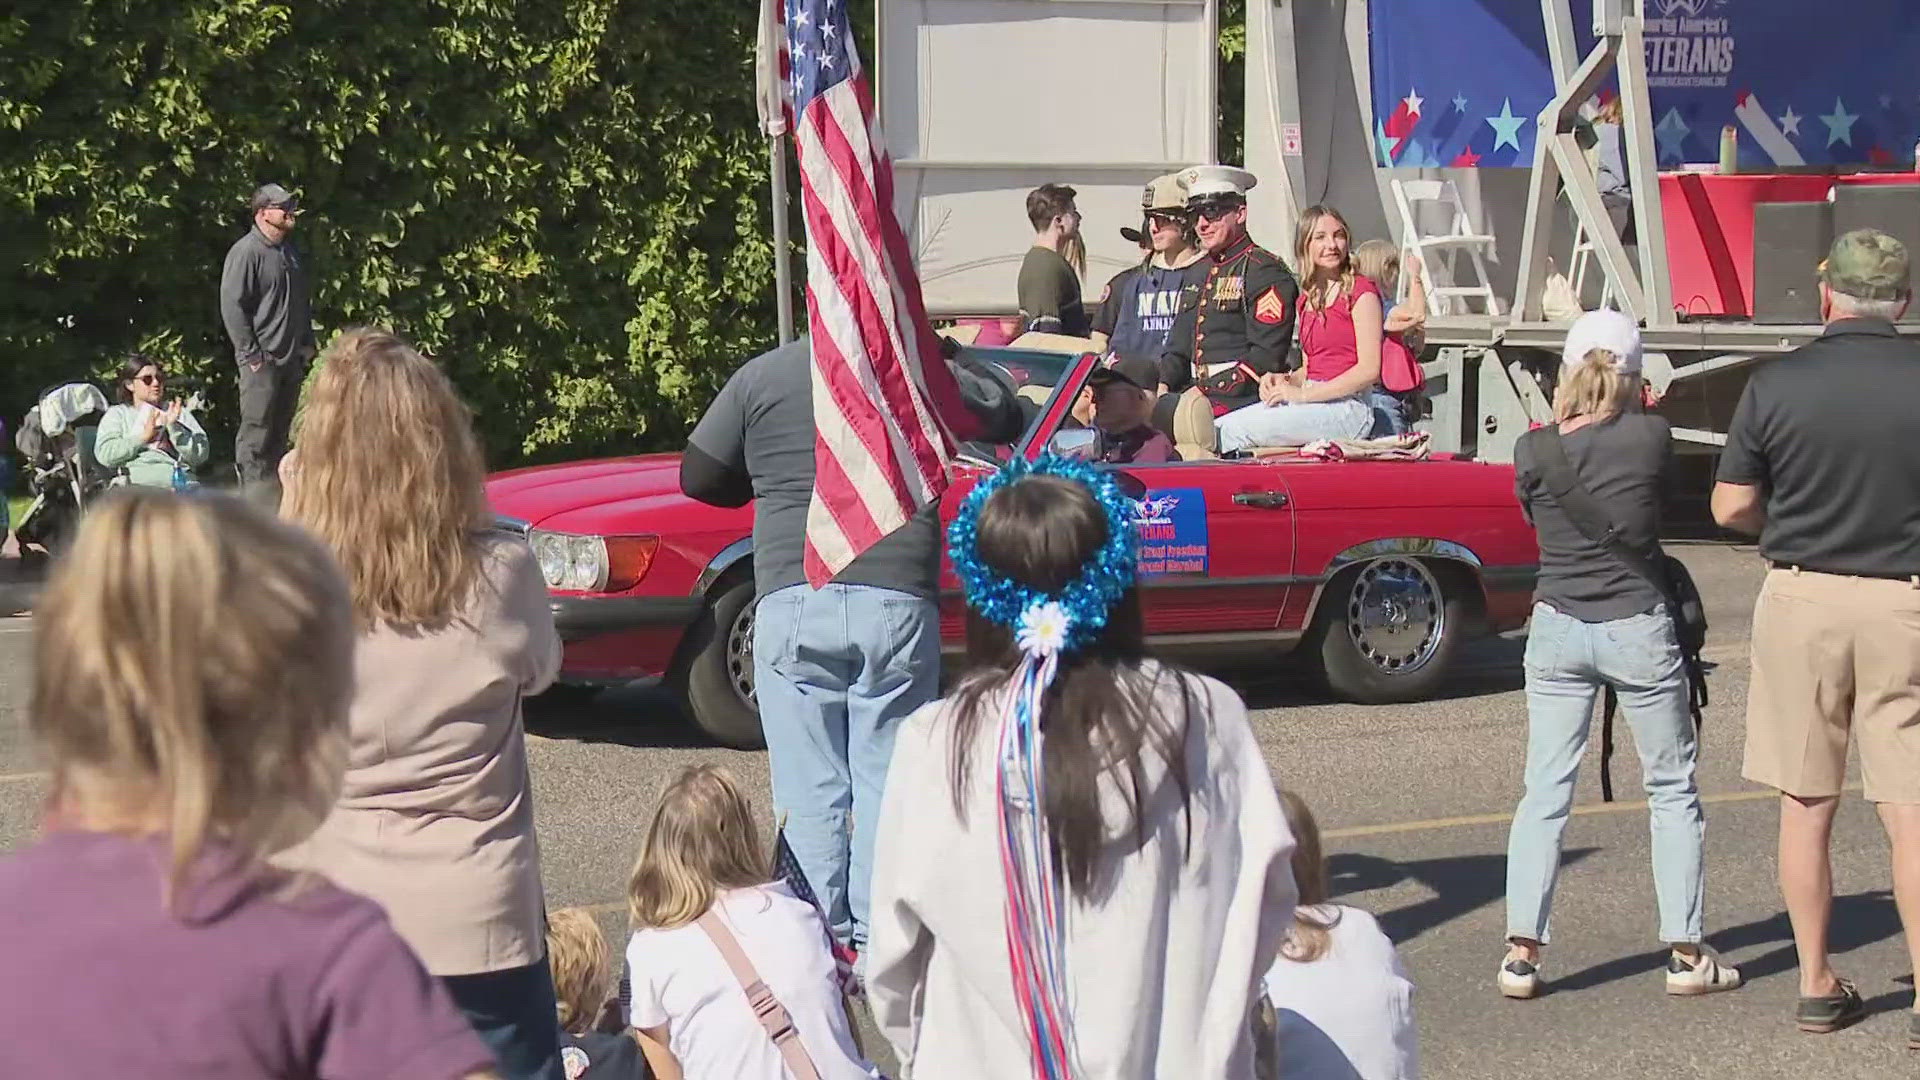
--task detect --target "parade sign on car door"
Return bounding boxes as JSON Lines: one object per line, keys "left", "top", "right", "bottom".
{"left": 1133, "top": 488, "right": 1209, "bottom": 576}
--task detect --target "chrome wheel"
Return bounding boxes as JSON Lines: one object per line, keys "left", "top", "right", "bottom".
{"left": 1344, "top": 557, "right": 1445, "bottom": 676}
{"left": 726, "top": 600, "right": 757, "bottom": 708}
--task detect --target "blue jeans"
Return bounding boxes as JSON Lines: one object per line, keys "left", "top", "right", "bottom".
{"left": 1216, "top": 395, "right": 1374, "bottom": 453}
{"left": 441, "top": 958, "right": 565, "bottom": 1080}
{"left": 1366, "top": 389, "right": 1408, "bottom": 437}
{"left": 1505, "top": 602, "right": 1706, "bottom": 945}
{"left": 753, "top": 582, "right": 940, "bottom": 946}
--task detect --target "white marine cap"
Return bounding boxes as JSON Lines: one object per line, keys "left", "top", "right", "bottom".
{"left": 1177, "top": 164, "right": 1259, "bottom": 202}
{"left": 1560, "top": 307, "right": 1643, "bottom": 374}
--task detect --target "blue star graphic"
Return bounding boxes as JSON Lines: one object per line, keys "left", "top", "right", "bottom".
{"left": 1655, "top": 108, "right": 1691, "bottom": 164}
{"left": 1374, "top": 120, "right": 1396, "bottom": 166}
{"left": 1486, "top": 98, "right": 1526, "bottom": 153}
{"left": 1820, "top": 97, "right": 1858, "bottom": 147}
{"left": 1402, "top": 138, "right": 1441, "bottom": 168}
{"left": 1453, "top": 93, "right": 1468, "bottom": 113}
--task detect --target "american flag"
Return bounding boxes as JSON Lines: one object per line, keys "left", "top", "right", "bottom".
{"left": 773, "top": 825, "right": 861, "bottom": 993}
{"left": 757, "top": 0, "right": 976, "bottom": 588}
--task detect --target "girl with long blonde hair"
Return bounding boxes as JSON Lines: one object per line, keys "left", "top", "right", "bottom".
{"left": 1261, "top": 790, "right": 1419, "bottom": 1080}
{"left": 623, "top": 765, "right": 873, "bottom": 1080}
{"left": 1215, "top": 205, "right": 1383, "bottom": 453}
{"left": 0, "top": 490, "right": 498, "bottom": 1078}
{"left": 279, "top": 327, "right": 566, "bottom": 1078}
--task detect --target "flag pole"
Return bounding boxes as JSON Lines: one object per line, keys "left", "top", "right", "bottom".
{"left": 770, "top": 132, "right": 796, "bottom": 344}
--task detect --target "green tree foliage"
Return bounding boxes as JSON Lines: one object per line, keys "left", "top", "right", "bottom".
{"left": 2, "top": 1, "right": 1234, "bottom": 473}
{"left": 2, "top": 0, "right": 785, "bottom": 467}
{"left": 1218, "top": 0, "right": 1246, "bottom": 167}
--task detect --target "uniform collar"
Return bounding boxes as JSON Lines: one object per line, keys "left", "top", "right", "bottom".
{"left": 1820, "top": 316, "right": 1902, "bottom": 338}
{"left": 1210, "top": 235, "right": 1256, "bottom": 264}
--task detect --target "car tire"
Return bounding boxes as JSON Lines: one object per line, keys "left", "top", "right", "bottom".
{"left": 1308, "top": 556, "right": 1467, "bottom": 704}
{"left": 675, "top": 575, "right": 765, "bottom": 750}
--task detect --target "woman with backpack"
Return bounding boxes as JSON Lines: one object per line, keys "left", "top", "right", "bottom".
{"left": 1499, "top": 308, "right": 1740, "bottom": 1000}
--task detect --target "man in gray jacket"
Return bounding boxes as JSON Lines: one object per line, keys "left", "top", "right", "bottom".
{"left": 220, "top": 182, "right": 315, "bottom": 492}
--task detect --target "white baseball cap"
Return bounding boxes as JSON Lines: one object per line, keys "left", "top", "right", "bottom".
{"left": 1178, "top": 164, "right": 1259, "bottom": 202}
{"left": 1560, "top": 308, "right": 1643, "bottom": 374}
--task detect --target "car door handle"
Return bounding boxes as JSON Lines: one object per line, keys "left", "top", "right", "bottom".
{"left": 1232, "top": 491, "right": 1290, "bottom": 509}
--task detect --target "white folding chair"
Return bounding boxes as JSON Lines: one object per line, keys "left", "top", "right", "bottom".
{"left": 1568, "top": 216, "right": 1619, "bottom": 312}
{"left": 1390, "top": 179, "right": 1502, "bottom": 317}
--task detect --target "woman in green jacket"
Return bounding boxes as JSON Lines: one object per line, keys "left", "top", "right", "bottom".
{"left": 93, "top": 354, "right": 210, "bottom": 488}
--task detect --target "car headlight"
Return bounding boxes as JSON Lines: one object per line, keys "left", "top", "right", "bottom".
{"left": 528, "top": 530, "right": 659, "bottom": 592}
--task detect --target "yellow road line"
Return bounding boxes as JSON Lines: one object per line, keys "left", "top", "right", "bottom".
{"left": 0, "top": 771, "right": 47, "bottom": 786}
{"left": 1323, "top": 785, "right": 1855, "bottom": 841}
{"left": 559, "top": 786, "right": 1839, "bottom": 917}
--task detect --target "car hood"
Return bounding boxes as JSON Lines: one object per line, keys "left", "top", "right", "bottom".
{"left": 486, "top": 454, "right": 694, "bottom": 532}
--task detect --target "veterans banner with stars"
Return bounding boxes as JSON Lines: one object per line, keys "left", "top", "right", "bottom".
{"left": 1369, "top": 0, "right": 1920, "bottom": 170}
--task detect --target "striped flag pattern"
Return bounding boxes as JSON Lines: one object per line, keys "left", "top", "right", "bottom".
{"left": 758, "top": 0, "right": 974, "bottom": 588}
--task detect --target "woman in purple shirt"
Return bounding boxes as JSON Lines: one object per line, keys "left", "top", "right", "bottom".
{"left": 0, "top": 491, "right": 497, "bottom": 1080}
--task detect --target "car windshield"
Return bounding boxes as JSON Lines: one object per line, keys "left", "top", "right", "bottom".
{"left": 954, "top": 346, "right": 1079, "bottom": 464}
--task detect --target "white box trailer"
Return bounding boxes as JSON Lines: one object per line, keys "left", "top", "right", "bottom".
{"left": 873, "top": 0, "right": 1220, "bottom": 317}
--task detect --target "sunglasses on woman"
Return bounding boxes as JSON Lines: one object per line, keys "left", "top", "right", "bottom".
{"left": 135, "top": 373, "right": 165, "bottom": 386}
{"left": 1146, "top": 211, "right": 1189, "bottom": 228}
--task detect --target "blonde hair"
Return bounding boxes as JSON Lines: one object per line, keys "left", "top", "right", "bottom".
{"left": 1553, "top": 348, "right": 1643, "bottom": 423}
{"left": 31, "top": 490, "right": 353, "bottom": 906}
{"left": 282, "top": 327, "right": 489, "bottom": 630}
{"left": 547, "top": 908, "right": 613, "bottom": 1035}
{"left": 1278, "top": 789, "right": 1342, "bottom": 963}
{"left": 1295, "top": 205, "right": 1358, "bottom": 313}
{"left": 628, "top": 765, "right": 769, "bottom": 930}
{"left": 1352, "top": 239, "right": 1401, "bottom": 297}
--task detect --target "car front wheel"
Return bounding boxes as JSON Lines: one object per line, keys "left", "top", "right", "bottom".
{"left": 1308, "top": 556, "right": 1466, "bottom": 704}
{"left": 674, "top": 576, "right": 766, "bottom": 750}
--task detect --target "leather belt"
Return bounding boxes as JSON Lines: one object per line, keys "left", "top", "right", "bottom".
{"left": 1770, "top": 561, "right": 1920, "bottom": 583}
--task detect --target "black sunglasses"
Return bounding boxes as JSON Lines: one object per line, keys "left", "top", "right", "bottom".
{"left": 135, "top": 373, "right": 165, "bottom": 385}
{"left": 1190, "top": 199, "right": 1244, "bottom": 222}
{"left": 1146, "top": 211, "right": 1189, "bottom": 228}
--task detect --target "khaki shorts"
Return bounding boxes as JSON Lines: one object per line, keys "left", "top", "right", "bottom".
{"left": 1744, "top": 567, "right": 1920, "bottom": 803}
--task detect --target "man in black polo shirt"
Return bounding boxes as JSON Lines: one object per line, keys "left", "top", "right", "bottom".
{"left": 1712, "top": 228, "right": 1918, "bottom": 1039}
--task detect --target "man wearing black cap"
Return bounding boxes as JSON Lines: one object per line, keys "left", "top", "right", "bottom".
{"left": 1084, "top": 362, "right": 1177, "bottom": 464}
{"left": 220, "top": 182, "right": 315, "bottom": 492}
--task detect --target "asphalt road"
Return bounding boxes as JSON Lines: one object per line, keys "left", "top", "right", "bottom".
{"left": 3, "top": 542, "right": 1917, "bottom": 1077}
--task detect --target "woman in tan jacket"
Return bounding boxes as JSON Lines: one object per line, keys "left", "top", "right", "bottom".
{"left": 280, "top": 328, "right": 565, "bottom": 1079}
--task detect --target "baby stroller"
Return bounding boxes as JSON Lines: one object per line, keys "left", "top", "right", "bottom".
{"left": 14, "top": 383, "right": 113, "bottom": 558}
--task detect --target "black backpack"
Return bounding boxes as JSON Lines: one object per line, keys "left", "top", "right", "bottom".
{"left": 1533, "top": 427, "right": 1709, "bottom": 802}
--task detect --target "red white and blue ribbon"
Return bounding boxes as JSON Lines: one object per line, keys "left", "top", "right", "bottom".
{"left": 996, "top": 601, "right": 1078, "bottom": 1080}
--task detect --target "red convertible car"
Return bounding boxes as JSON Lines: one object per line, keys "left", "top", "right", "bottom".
{"left": 486, "top": 345, "right": 1537, "bottom": 748}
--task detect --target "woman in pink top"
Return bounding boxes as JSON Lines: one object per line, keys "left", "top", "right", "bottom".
{"left": 1216, "top": 205, "right": 1384, "bottom": 453}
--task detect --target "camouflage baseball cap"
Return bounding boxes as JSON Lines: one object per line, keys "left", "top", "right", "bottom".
{"left": 1821, "top": 228, "right": 1910, "bottom": 301}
